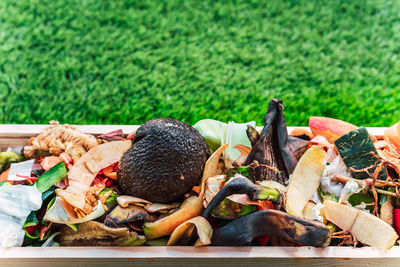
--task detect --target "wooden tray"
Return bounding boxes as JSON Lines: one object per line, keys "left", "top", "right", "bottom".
{"left": 0, "top": 124, "right": 396, "bottom": 267}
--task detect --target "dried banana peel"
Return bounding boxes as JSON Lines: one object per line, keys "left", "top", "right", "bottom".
{"left": 211, "top": 209, "right": 331, "bottom": 247}
{"left": 57, "top": 221, "right": 146, "bottom": 246}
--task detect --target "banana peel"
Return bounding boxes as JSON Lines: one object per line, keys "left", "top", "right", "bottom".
{"left": 211, "top": 209, "right": 331, "bottom": 247}
{"left": 201, "top": 171, "right": 330, "bottom": 247}
{"left": 285, "top": 146, "right": 326, "bottom": 217}
{"left": 243, "top": 99, "right": 298, "bottom": 184}
{"left": 56, "top": 221, "right": 146, "bottom": 246}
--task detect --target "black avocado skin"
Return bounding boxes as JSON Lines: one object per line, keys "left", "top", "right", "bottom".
{"left": 117, "top": 118, "right": 210, "bottom": 203}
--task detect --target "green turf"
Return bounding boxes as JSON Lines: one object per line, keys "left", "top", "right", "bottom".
{"left": 1, "top": 0, "right": 400, "bottom": 127}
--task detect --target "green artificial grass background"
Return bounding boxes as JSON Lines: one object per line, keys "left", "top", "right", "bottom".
{"left": 1, "top": 0, "right": 400, "bottom": 127}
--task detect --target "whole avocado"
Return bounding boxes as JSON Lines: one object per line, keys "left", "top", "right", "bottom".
{"left": 117, "top": 118, "right": 210, "bottom": 203}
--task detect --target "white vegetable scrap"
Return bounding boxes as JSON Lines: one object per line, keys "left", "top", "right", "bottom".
{"left": 311, "top": 202, "right": 325, "bottom": 223}
{"left": 0, "top": 185, "right": 42, "bottom": 218}
{"left": 320, "top": 156, "right": 350, "bottom": 199}
{"left": 222, "top": 121, "right": 256, "bottom": 168}
{"left": 310, "top": 191, "right": 321, "bottom": 204}
{"left": 0, "top": 185, "right": 42, "bottom": 247}
{"left": 7, "top": 159, "right": 35, "bottom": 181}
{"left": 41, "top": 232, "right": 60, "bottom": 247}
{"left": 0, "top": 213, "right": 25, "bottom": 248}
{"left": 193, "top": 119, "right": 227, "bottom": 152}
{"left": 338, "top": 180, "right": 363, "bottom": 204}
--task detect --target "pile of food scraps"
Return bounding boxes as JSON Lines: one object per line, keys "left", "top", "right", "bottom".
{"left": 1, "top": 99, "right": 400, "bottom": 250}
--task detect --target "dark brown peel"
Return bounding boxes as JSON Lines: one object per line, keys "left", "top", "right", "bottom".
{"left": 104, "top": 204, "right": 158, "bottom": 228}
{"left": 243, "top": 99, "right": 297, "bottom": 184}
{"left": 211, "top": 209, "right": 331, "bottom": 247}
{"left": 288, "top": 136, "right": 309, "bottom": 160}
{"left": 97, "top": 129, "right": 124, "bottom": 142}
{"left": 56, "top": 221, "right": 146, "bottom": 246}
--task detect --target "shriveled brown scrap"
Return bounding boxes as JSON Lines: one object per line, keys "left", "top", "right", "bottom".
{"left": 29, "top": 121, "right": 100, "bottom": 156}
{"left": 211, "top": 209, "right": 331, "bottom": 247}
{"left": 375, "top": 139, "right": 400, "bottom": 176}
{"left": 104, "top": 204, "right": 158, "bottom": 228}
{"left": 57, "top": 221, "right": 146, "bottom": 246}
{"left": 243, "top": 99, "right": 297, "bottom": 184}
{"left": 287, "top": 136, "right": 309, "bottom": 161}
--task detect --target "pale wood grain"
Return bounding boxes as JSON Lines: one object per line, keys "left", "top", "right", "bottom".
{"left": 0, "top": 124, "right": 139, "bottom": 138}
{"left": 1, "top": 247, "right": 400, "bottom": 266}
{"left": 2, "top": 258, "right": 400, "bottom": 267}
{"left": 1, "top": 246, "right": 400, "bottom": 258}
{"left": 0, "top": 138, "right": 29, "bottom": 150}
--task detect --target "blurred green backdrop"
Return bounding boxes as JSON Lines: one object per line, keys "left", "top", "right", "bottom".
{"left": 1, "top": 0, "right": 400, "bottom": 126}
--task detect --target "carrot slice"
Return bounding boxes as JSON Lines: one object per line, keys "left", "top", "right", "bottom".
{"left": 0, "top": 169, "right": 10, "bottom": 182}
{"left": 41, "top": 156, "right": 62, "bottom": 171}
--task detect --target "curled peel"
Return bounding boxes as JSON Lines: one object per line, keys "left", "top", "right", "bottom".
{"left": 56, "top": 140, "right": 132, "bottom": 210}
{"left": 167, "top": 216, "right": 212, "bottom": 246}
{"left": 44, "top": 197, "right": 105, "bottom": 224}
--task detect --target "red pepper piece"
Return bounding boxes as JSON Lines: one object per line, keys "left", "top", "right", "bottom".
{"left": 102, "top": 164, "right": 115, "bottom": 176}
{"left": 105, "top": 179, "right": 114, "bottom": 187}
{"left": 91, "top": 176, "right": 102, "bottom": 186}
{"left": 113, "top": 162, "right": 119, "bottom": 172}
{"left": 126, "top": 131, "right": 135, "bottom": 140}
{"left": 394, "top": 209, "right": 400, "bottom": 236}
{"left": 255, "top": 201, "right": 274, "bottom": 246}
{"left": 255, "top": 234, "right": 270, "bottom": 246}
{"left": 25, "top": 208, "right": 47, "bottom": 237}
{"left": 16, "top": 174, "right": 38, "bottom": 185}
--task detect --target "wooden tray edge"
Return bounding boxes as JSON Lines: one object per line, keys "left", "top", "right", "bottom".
{"left": 0, "top": 246, "right": 399, "bottom": 259}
